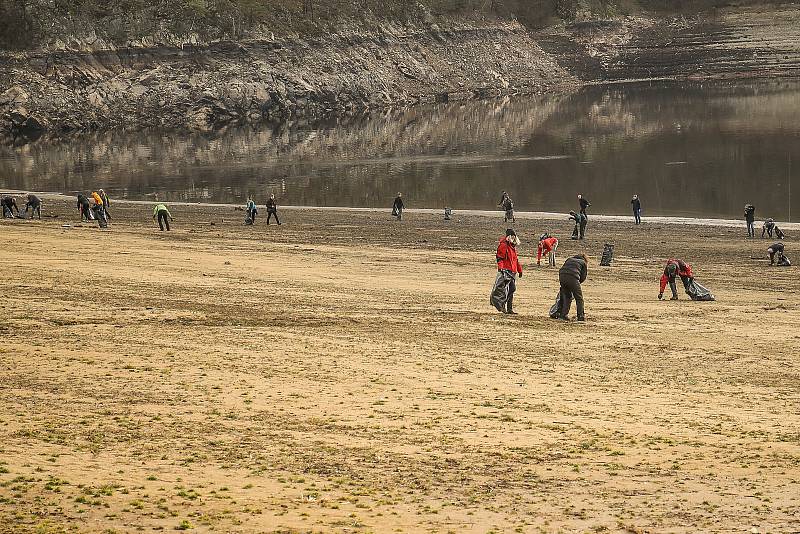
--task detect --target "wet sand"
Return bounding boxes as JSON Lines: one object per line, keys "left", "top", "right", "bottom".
{"left": 1, "top": 198, "right": 799, "bottom": 533}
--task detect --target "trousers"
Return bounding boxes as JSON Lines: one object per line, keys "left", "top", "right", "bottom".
{"left": 558, "top": 274, "right": 584, "bottom": 319}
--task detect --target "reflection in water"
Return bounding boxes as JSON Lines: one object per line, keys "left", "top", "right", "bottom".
{"left": 1, "top": 79, "right": 798, "bottom": 220}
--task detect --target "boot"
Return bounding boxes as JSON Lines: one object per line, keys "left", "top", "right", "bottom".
{"left": 505, "top": 295, "right": 517, "bottom": 315}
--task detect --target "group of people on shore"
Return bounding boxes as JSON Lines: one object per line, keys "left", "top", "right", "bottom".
{"left": 2, "top": 193, "right": 43, "bottom": 219}
{"left": 487, "top": 192, "right": 791, "bottom": 320}
{"left": 76, "top": 190, "right": 111, "bottom": 226}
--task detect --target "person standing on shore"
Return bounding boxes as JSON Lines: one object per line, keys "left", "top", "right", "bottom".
{"left": 77, "top": 194, "right": 93, "bottom": 221}
{"left": 744, "top": 204, "right": 756, "bottom": 238}
{"left": 578, "top": 194, "right": 590, "bottom": 217}
{"left": 91, "top": 191, "right": 106, "bottom": 224}
{"left": 25, "top": 194, "right": 42, "bottom": 219}
{"left": 537, "top": 233, "right": 558, "bottom": 266}
{"left": 490, "top": 229, "right": 522, "bottom": 315}
{"left": 99, "top": 189, "right": 111, "bottom": 221}
{"left": 266, "top": 194, "right": 281, "bottom": 225}
{"left": 392, "top": 193, "right": 404, "bottom": 221}
{"left": 632, "top": 195, "right": 642, "bottom": 225}
{"left": 2, "top": 195, "right": 19, "bottom": 218}
{"left": 556, "top": 254, "right": 588, "bottom": 322}
{"left": 245, "top": 197, "right": 258, "bottom": 225}
{"left": 500, "top": 193, "right": 515, "bottom": 223}
{"left": 658, "top": 259, "right": 693, "bottom": 300}
{"left": 153, "top": 203, "right": 173, "bottom": 231}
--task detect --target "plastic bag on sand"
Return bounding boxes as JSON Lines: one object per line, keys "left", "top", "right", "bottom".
{"left": 549, "top": 291, "right": 572, "bottom": 318}
{"left": 686, "top": 279, "right": 715, "bottom": 301}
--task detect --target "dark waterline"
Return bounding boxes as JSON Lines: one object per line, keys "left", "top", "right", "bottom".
{"left": 1, "top": 78, "right": 799, "bottom": 221}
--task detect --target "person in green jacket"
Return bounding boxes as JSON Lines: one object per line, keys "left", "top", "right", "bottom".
{"left": 153, "top": 203, "right": 173, "bottom": 231}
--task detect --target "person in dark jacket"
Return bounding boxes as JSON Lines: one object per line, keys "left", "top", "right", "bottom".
{"left": 762, "top": 218, "right": 776, "bottom": 238}
{"left": 557, "top": 254, "right": 587, "bottom": 321}
{"left": 77, "top": 194, "right": 93, "bottom": 221}
{"left": 266, "top": 194, "right": 281, "bottom": 225}
{"left": 99, "top": 189, "right": 111, "bottom": 220}
{"left": 631, "top": 195, "right": 642, "bottom": 225}
{"left": 499, "top": 192, "right": 515, "bottom": 223}
{"left": 767, "top": 242, "right": 788, "bottom": 265}
{"left": 392, "top": 193, "right": 404, "bottom": 221}
{"left": 490, "top": 229, "right": 523, "bottom": 314}
{"left": 577, "top": 194, "right": 590, "bottom": 216}
{"left": 2, "top": 195, "right": 19, "bottom": 218}
{"left": 744, "top": 204, "right": 756, "bottom": 238}
{"left": 24, "top": 194, "right": 42, "bottom": 219}
{"left": 659, "top": 259, "right": 693, "bottom": 300}
{"left": 569, "top": 211, "right": 587, "bottom": 240}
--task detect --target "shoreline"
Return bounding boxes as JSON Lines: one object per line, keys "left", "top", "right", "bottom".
{"left": 4, "top": 190, "right": 798, "bottom": 230}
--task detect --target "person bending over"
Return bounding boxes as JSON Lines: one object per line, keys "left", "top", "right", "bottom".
{"left": 153, "top": 203, "right": 173, "bottom": 231}
{"left": 25, "top": 194, "right": 42, "bottom": 219}
{"left": 537, "top": 233, "right": 558, "bottom": 266}
{"left": 767, "top": 242, "right": 791, "bottom": 266}
{"left": 557, "top": 254, "right": 588, "bottom": 322}
{"left": 2, "top": 195, "right": 20, "bottom": 218}
{"left": 659, "top": 259, "right": 693, "bottom": 300}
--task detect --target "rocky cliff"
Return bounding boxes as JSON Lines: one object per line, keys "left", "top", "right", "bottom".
{"left": 0, "top": 19, "right": 575, "bottom": 142}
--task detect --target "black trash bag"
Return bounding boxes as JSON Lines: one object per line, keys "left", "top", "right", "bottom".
{"left": 244, "top": 214, "right": 253, "bottom": 225}
{"left": 549, "top": 290, "right": 572, "bottom": 318}
{"left": 686, "top": 279, "right": 715, "bottom": 301}
{"left": 777, "top": 253, "right": 791, "bottom": 267}
{"left": 776, "top": 227, "right": 785, "bottom": 239}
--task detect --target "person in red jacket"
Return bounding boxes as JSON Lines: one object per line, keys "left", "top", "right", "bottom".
{"left": 659, "top": 259, "right": 694, "bottom": 300}
{"left": 490, "top": 229, "right": 523, "bottom": 314}
{"left": 537, "top": 233, "right": 559, "bottom": 266}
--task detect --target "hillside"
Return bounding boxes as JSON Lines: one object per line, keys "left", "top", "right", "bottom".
{"left": 1, "top": 0, "right": 799, "bottom": 140}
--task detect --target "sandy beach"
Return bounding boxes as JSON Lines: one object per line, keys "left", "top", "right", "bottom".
{"left": 1, "top": 198, "right": 798, "bottom": 533}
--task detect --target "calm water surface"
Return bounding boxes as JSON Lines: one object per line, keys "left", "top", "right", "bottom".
{"left": 1, "top": 79, "right": 798, "bottom": 220}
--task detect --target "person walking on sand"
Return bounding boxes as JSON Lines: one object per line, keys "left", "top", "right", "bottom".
{"left": 153, "top": 203, "right": 173, "bottom": 231}
{"left": 2, "top": 195, "right": 20, "bottom": 218}
{"left": 578, "top": 194, "right": 590, "bottom": 217}
{"left": 537, "top": 233, "right": 558, "bottom": 266}
{"left": 77, "top": 193, "right": 93, "bottom": 221}
{"left": 658, "top": 259, "right": 693, "bottom": 300}
{"left": 744, "top": 204, "right": 756, "bottom": 238}
{"left": 24, "top": 193, "right": 42, "bottom": 219}
{"left": 266, "top": 194, "right": 280, "bottom": 225}
{"left": 392, "top": 192, "right": 404, "bottom": 221}
{"left": 632, "top": 195, "right": 642, "bottom": 225}
{"left": 556, "top": 254, "right": 587, "bottom": 322}
{"left": 490, "top": 229, "right": 522, "bottom": 315}
{"left": 245, "top": 197, "right": 258, "bottom": 225}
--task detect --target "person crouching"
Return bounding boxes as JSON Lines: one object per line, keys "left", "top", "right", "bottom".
{"left": 490, "top": 229, "right": 522, "bottom": 315}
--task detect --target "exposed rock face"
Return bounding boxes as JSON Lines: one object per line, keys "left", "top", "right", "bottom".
{"left": 0, "top": 20, "right": 576, "bottom": 139}
{"left": 536, "top": 6, "right": 800, "bottom": 81}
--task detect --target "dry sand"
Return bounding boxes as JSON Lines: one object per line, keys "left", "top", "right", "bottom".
{"left": 1, "top": 199, "right": 798, "bottom": 533}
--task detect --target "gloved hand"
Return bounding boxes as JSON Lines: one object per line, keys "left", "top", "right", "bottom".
{"left": 658, "top": 293, "right": 663, "bottom": 300}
